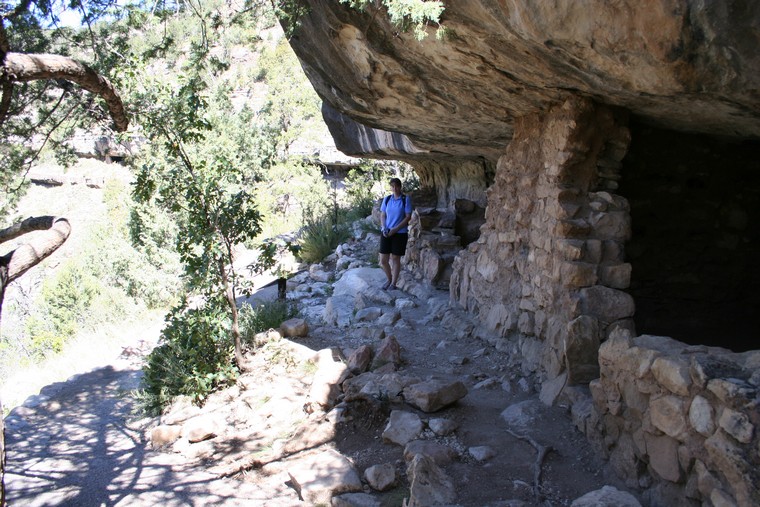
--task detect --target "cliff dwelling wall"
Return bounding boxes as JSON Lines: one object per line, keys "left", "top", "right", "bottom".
{"left": 450, "top": 96, "right": 633, "bottom": 386}
{"left": 444, "top": 97, "right": 759, "bottom": 506}
{"left": 403, "top": 159, "right": 491, "bottom": 289}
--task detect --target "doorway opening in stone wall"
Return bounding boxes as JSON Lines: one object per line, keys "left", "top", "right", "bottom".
{"left": 619, "top": 120, "right": 760, "bottom": 352}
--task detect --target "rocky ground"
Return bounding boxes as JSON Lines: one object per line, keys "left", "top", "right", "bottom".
{"left": 146, "top": 220, "right": 642, "bottom": 507}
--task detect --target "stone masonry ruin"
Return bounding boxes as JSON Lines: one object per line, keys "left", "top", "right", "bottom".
{"left": 282, "top": 2, "right": 760, "bottom": 505}
{"left": 447, "top": 97, "right": 760, "bottom": 507}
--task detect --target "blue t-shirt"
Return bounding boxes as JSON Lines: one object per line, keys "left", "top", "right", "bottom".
{"left": 381, "top": 194, "right": 413, "bottom": 233}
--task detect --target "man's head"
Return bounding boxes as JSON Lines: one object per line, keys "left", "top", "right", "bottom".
{"left": 389, "top": 177, "right": 402, "bottom": 191}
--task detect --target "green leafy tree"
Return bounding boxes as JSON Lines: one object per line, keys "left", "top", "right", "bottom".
{"left": 129, "top": 2, "right": 272, "bottom": 372}
{"left": 0, "top": 0, "right": 130, "bottom": 216}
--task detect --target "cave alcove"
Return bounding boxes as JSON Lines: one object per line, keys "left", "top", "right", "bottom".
{"left": 619, "top": 120, "right": 760, "bottom": 352}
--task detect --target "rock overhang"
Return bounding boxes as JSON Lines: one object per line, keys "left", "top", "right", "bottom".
{"left": 285, "top": 0, "right": 760, "bottom": 160}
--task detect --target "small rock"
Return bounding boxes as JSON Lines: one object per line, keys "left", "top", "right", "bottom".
{"left": 287, "top": 449, "right": 363, "bottom": 505}
{"left": 181, "top": 414, "right": 221, "bottom": 443}
{"left": 501, "top": 399, "right": 544, "bottom": 429}
{"left": 395, "top": 298, "right": 417, "bottom": 309}
{"left": 310, "top": 268, "right": 332, "bottom": 283}
{"left": 355, "top": 307, "right": 383, "bottom": 322}
{"left": 469, "top": 446, "right": 496, "bottom": 461}
{"left": 382, "top": 410, "right": 423, "bottom": 446}
{"left": 377, "top": 309, "right": 401, "bottom": 327}
{"left": 364, "top": 463, "right": 396, "bottom": 491}
{"left": 473, "top": 378, "right": 499, "bottom": 390}
{"left": 428, "top": 418, "right": 458, "bottom": 436}
{"left": 570, "top": 485, "right": 641, "bottom": 506}
{"left": 406, "top": 454, "right": 456, "bottom": 507}
{"left": 403, "top": 379, "right": 468, "bottom": 412}
{"left": 371, "top": 336, "right": 402, "bottom": 371}
{"left": 404, "top": 440, "right": 457, "bottom": 465}
{"left": 150, "top": 424, "right": 182, "bottom": 447}
{"left": 332, "top": 492, "right": 382, "bottom": 507}
{"left": 336, "top": 256, "right": 352, "bottom": 270}
{"left": 280, "top": 317, "right": 309, "bottom": 338}
{"left": 347, "top": 345, "right": 373, "bottom": 374}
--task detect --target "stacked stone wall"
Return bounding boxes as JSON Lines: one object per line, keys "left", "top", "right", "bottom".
{"left": 450, "top": 97, "right": 632, "bottom": 392}
{"left": 578, "top": 330, "right": 760, "bottom": 506}
{"left": 403, "top": 159, "right": 491, "bottom": 288}
{"left": 446, "top": 96, "right": 759, "bottom": 505}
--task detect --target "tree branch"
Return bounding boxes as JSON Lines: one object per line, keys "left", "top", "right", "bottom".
{"left": 0, "top": 216, "right": 70, "bottom": 327}
{"left": 0, "top": 216, "right": 71, "bottom": 284}
{"left": 2, "top": 52, "right": 128, "bottom": 131}
{"left": 505, "top": 428, "right": 553, "bottom": 503}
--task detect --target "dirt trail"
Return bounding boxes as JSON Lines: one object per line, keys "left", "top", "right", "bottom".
{"left": 2, "top": 313, "right": 294, "bottom": 506}
{"left": 3, "top": 232, "right": 637, "bottom": 506}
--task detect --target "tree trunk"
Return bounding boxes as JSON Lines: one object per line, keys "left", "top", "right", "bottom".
{"left": 0, "top": 216, "right": 71, "bottom": 321}
{"left": 2, "top": 52, "right": 128, "bottom": 132}
{"left": 217, "top": 257, "right": 250, "bottom": 372}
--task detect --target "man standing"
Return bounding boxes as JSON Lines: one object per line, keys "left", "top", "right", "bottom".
{"left": 379, "top": 178, "right": 413, "bottom": 290}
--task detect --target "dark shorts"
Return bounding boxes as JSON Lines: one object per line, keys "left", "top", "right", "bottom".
{"left": 380, "top": 233, "right": 409, "bottom": 256}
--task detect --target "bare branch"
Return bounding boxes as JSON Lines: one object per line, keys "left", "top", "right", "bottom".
{"left": 3, "top": 52, "right": 129, "bottom": 131}
{"left": 0, "top": 216, "right": 71, "bottom": 283}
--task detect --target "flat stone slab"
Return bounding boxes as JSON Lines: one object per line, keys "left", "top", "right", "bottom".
{"left": 287, "top": 449, "right": 363, "bottom": 504}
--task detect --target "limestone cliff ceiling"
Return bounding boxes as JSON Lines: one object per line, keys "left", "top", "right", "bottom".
{"left": 285, "top": 0, "right": 760, "bottom": 159}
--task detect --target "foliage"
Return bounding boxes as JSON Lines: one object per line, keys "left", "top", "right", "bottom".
{"left": 339, "top": 0, "right": 445, "bottom": 40}
{"left": 257, "top": 38, "right": 323, "bottom": 157}
{"left": 139, "top": 297, "right": 297, "bottom": 413}
{"left": 297, "top": 212, "right": 351, "bottom": 264}
{"left": 238, "top": 300, "right": 298, "bottom": 346}
{"left": 252, "top": 160, "right": 333, "bottom": 240}
{"left": 0, "top": 0, "right": 136, "bottom": 220}
{"left": 343, "top": 160, "right": 388, "bottom": 221}
{"left": 128, "top": 25, "right": 265, "bottom": 298}
{"left": 140, "top": 301, "right": 238, "bottom": 413}
{"left": 250, "top": 237, "right": 300, "bottom": 279}
{"left": 3, "top": 178, "right": 182, "bottom": 365}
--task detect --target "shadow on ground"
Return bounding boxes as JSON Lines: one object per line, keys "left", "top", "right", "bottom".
{"left": 4, "top": 365, "right": 264, "bottom": 506}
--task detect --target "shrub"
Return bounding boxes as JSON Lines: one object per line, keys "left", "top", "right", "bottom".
{"left": 297, "top": 213, "right": 350, "bottom": 264}
{"left": 37, "top": 262, "right": 101, "bottom": 338}
{"left": 139, "top": 301, "right": 238, "bottom": 413}
{"left": 343, "top": 164, "right": 383, "bottom": 221}
{"left": 239, "top": 299, "right": 298, "bottom": 346}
